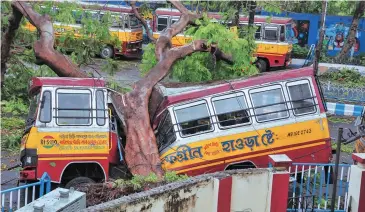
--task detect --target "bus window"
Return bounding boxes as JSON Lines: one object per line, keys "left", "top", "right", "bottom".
{"left": 280, "top": 25, "right": 285, "bottom": 42}
{"left": 263, "top": 25, "right": 278, "bottom": 41}
{"left": 174, "top": 102, "right": 212, "bottom": 136}
{"left": 157, "top": 16, "right": 168, "bottom": 31}
{"left": 287, "top": 81, "right": 316, "bottom": 115}
{"left": 255, "top": 24, "right": 262, "bottom": 39}
{"left": 156, "top": 110, "right": 176, "bottom": 150}
{"left": 250, "top": 87, "right": 288, "bottom": 122}
{"left": 56, "top": 89, "right": 92, "bottom": 125}
{"left": 129, "top": 15, "right": 140, "bottom": 28}
{"left": 96, "top": 90, "right": 106, "bottom": 126}
{"left": 212, "top": 93, "right": 250, "bottom": 128}
{"left": 39, "top": 91, "right": 52, "bottom": 123}
{"left": 171, "top": 17, "right": 179, "bottom": 26}
{"left": 72, "top": 11, "right": 83, "bottom": 24}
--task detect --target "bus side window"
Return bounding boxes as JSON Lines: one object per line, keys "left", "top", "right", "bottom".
{"left": 174, "top": 102, "right": 213, "bottom": 136}
{"left": 212, "top": 93, "right": 250, "bottom": 128}
{"left": 157, "top": 16, "right": 168, "bottom": 31}
{"left": 263, "top": 25, "right": 278, "bottom": 41}
{"left": 287, "top": 82, "right": 316, "bottom": 115}
{"left": 39, "top": 91, "right": 52, "bottom": 123}
{"left": 96, "top": 90, "right": 106, "bottom": 126}
{"left": 255, "top": 24, "right": 262, "bottom": 39}
{"left": 279, "top": 25, "right": 285, "bottom": 42}
{"left": 250, "top": 87, "right": 288, "bottom": 122}
{"left": 156, "top": 111, "right": 176, "bottom": 150}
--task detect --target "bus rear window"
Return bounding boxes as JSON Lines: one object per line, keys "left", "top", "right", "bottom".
{"left": 212, "top": 94, "right": 250, "bottom": 128}
{"left": 287, "top": 82, "right": 316, "bottom": 115}
{"left": 174, "top": 102, "right": 212, "bottom": 136}
{"left": 250, "top": 88, "right": 288, "bottom": 122}
{"left": 57, "top": 90, "right": 91, "bottom": 125}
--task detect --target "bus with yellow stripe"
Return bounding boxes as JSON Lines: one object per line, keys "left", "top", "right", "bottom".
{"left": 152, "top": 67, "right": 331, "bottom": 175}
{"left": 22, "top": 2, "right": 143, "bottom": 59}
{"left": 152, "top": 8, "right": 293, "bottom": 72}
{"left": 19, "top": 67, "right": 330, "bottom": 189}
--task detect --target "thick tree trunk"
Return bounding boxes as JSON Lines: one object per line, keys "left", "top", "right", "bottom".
{"left": 1, "top": 4, "right": 23, "bottom": 87}
{"left": 115, "top": 1, "right": 233, "bottom": 177}
{"left": 314, "top": 0, "right": 327, "bottom": 74}
{"left": 11, "top": 2, "right": 87, "bottom": 78}
{"left": 248, "top": 1, "right": 257, "bottom": 28}
{"left": 335, "top": 1, "right": 365, "bottom": 60}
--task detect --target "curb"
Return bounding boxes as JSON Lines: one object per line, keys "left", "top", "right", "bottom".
{"left": 326, "top": 102, "right": 364, "bottom": 117}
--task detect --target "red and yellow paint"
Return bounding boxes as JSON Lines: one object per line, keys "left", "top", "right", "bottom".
{"left": 160, "top": 117, "right": 331, "bottom": 175}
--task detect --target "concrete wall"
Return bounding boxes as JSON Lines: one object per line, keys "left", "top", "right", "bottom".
{"left": 84, "top": 169, "right": 289, "bottom": 212}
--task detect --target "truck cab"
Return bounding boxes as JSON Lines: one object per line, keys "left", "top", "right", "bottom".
{"left": 20, "top": 77, "right": 126, "bottom": 188}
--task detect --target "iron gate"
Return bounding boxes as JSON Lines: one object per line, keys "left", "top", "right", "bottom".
{"left": 287, "top": 163, "right": 351, "bottom": 212}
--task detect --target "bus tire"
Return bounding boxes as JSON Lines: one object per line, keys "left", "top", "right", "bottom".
{"left": 100, "top": 46, "right": 114, "bottom": 59}
{"left": 65, "top": 177, "right": 95, "bottom": 189}
{"left": 255, "top": 59, "right": 267, "bottom": 72}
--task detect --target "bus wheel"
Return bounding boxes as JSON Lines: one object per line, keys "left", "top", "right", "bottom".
{"left": 100, "top": 46, "right": 114, "bottom": 59}
{"left": 65, "top": 177, "right": 95, "bottom": 189}
{"left": 255, "top": 59, "right": 267, "bottom": 72}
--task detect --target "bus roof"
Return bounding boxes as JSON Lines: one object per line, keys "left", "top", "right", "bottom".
{"left": 156, "top": 67, "right": 315, "bottom": 108}
{"left": 29, "top": 77, "right": 106, "bottom": 95}
{"left": 155, "top": 8, "right": 292, "bottom": 24}
{"left": 78, "top": 2, "right": 134, "bottom": 13}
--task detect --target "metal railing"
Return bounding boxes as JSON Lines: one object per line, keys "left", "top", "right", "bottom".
{"left": 0, "top": 172, "right": 51, "bottom": 212}
{"left": 287, "top": 163, "right": 351, "bottom": 212}
{"left": 320, "top": 81, "right": 365, "bottom": 103}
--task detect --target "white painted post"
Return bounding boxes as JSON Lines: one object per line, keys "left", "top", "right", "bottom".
{"left": 347, "top": 153, "right": 365, "bottom": 212}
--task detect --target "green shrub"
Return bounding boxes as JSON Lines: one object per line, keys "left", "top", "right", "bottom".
{"left": 292, "top": 44, "right": 310, "bottom": 59}
{"left": 319, "top": 67, "right": 365, "bottom": 88}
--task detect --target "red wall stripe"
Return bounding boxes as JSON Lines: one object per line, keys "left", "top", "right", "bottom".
{"left": 358, "top": 171, "right": 365, "bottom": 212}
{"left": 217, "top": 177, "right": 232, "bottom": 212}
{"left": 270, "top": 173, "right": 290, "bottom": 212}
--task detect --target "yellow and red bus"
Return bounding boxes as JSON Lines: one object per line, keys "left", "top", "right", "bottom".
{"left": 23, "top": 2, "right": 143, "bottom": 58}
{"left": 19, "top": 67, "right": 330, "bottom": 188}
{"left": 152, "top": 8, "right": 293, "bottom": 72}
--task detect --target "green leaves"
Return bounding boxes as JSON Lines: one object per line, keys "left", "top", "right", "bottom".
{"left": 141, "top": 14, "right": 258, "bottom": 83}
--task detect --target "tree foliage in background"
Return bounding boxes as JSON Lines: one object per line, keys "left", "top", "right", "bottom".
{"left": 140, "top": 15, "right": 258, "bottom": 82}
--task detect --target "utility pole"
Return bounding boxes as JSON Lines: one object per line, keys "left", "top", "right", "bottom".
{"left": 313, "top": 0, "right": 328, "bottom": 75}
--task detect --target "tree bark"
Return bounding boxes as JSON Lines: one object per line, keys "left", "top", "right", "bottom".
{"left": 114, "top": 0, "right": 233, "bottom": 177}
{"left": 248, "top": 1, "right": 257, "bottom": 28}
{"left": 1, "top": 4, "right": 23, "bottom": 87}
{"left": 335, "top": 1, "right": 365, "bottom": 61}
{"left": 314, "top": 0, "right": 327, "bottom": 74}
{"left": 11, "top": 2, "right": 87, "bottom": 78}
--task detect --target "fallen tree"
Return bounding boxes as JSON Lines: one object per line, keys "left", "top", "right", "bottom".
{"left": 2, "top": 0, "right": 235, "bottom": 177}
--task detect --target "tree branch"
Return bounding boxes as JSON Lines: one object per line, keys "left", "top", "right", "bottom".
{"left": 11, "top": 1, "right": 87, "bottom": 78}
{"left": 155, "top": 0, "right": 202, "bottom": 61}
{"left": 129, "top": 1, "right": 155, "bottom": 43}
{"left": 1, "top": 4, "right": 23, "bottom": 87}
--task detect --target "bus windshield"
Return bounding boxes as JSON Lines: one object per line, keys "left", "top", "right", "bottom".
{"left": 129, "top": 15, "right": 140, "bottom": 28}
